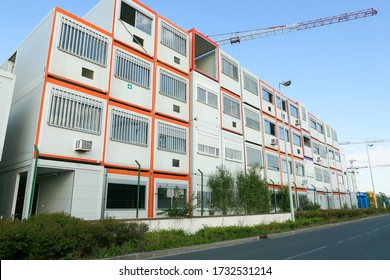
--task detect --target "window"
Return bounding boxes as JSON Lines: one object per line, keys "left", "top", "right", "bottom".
{"left": 58, "top": 17, "right": 108, "bottom": 67}
{"left": 290, "top": 104, "right": 299, "bottom": 118}
{"left": 312, "top": 142, "right": 320, "bottom": 155}
{"left": 329, "top": 150, "right": 335, "bottom": 159}
{"left": 197, "top": 131, "right": 219, "bottom": 157}
{"left": 160, "top": 21, "right": 187, "bottom": 56}
{"left": 279, "top": 126, "right": 290, "bottom": 142}
{"left": 106, "top": 183, "right": 145, "bottom": 209}
{"left": 197, "top": 86, "right": 218, "bottom": 108}
{"left": 262, "top": 88, "right": 273, "bottom": 104}
{"left": 243, "top": 73, "right": 258, "bottom": 95}
{"left": 293, "top": 133, "right": 301, "bottom": 146}
{"left": 47, "top": 87, "right": 103, "bottom": 135}
{"left": 319, "top": 144, "right": 327, "bottom": 158}
{"left": 282, "top": 159, "right": 292, "bottom": 174}
{"left": 335, "top": 152, "right": 341, "bottom": 162}
{"left": 317, "top": 123, "right": 324, "bottom": 134}
{"left": 157, "top": 184, "right": 187, "bottom": 209}
{"left": 221, "top": 56, "right": 239, "bottom": 80}
{"left": 110, "top": 109, "right": 149, "bottom": 146}
{"left": 160, "top": 69, "right": 187, "bottom": 102}
{"left": 296, "top": 163, "right": 305, "bottom": 176}
{"left": 198, "top": 144, "right": 219, "bottom": 157}
{"left": 338, "top": 174, "right": 344, "bottom": 184}
{"left": 223, "top": 95, "right": 240, "bottom": 119}
{"left": 225, "top": 147, "right": 242, "bottom": 162}
{"left": 244, "top": 108, "right": 260, "bottom": 130}
{"left": 301, "top": 106, "right": 307, "bottom": 121}
{"left": 276, "top": 96, "right": 286, "bottom": 111}
{"left": 310, "top": 118, "right": 317, "bottom": 130}
{"left": 326, "top": 125, "right": 331, "bottom": 137}
{"left": 264, "top": 120, "right": 276, "bottom": 136}
{"left": 267, "top": 154, "right": 279, "bottom": 171}
{"left": 315, "top": 167, "right": 323, "bottom": 181}
{"left": 246, "top": 146, "right": 263, "bottom": 167}
{"left": 157, "top": 122, "right": 187, "bottom": 154}
{"left": 120, "top": 2, "right": 152, "bottom": 35}
{"left": 115, "top": 49, "right": 151, "bottom": 89}
{"left": 303, "top": 135, "right": 311, "bottom": 148}
{"left": 331, "top": 128, "right": 338, "bottom": 142}
{"left": 323, "top": 169, "right": 330, "bottom": 183}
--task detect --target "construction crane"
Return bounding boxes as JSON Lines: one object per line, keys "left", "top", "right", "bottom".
{"left": 208, "top": 8, "right": 377, "bottom": 45}
{"left": 348, "top": 163, "right": 390, "bottom": 170}
{"left": 338, "top": 139, "right": 390, "bottom": 145}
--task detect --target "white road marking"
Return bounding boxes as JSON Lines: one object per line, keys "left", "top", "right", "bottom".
{"left": 367, "top": 228, "right": 380, "bottom": 234}
{"left": 381, "top": 224, "right": 390, "bottom": 229}
{"left": 285, "top": 246, "right": 328, "bottom": 260}
{"left": 337, "top": 234, "right": 362, "bottom": 244}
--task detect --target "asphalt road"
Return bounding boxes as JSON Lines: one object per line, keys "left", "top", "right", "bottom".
{"left": 155, "top": 214, "right": 390, "bottom": 260}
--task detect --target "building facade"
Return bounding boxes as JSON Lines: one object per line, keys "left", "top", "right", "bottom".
{"left": 0, "top": 0, "right": 358, "bottom": 220}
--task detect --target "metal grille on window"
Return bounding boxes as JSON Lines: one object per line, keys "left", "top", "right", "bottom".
{"left": 160, "top": 69, "right": 187, "bottom": 102}
{"left": 58, "top": 17, "right": 108, "bottom": 67}
{"left": 110, "top": 109, "right": 149, "bottom": 146}
{"left": 115, "top": 49, "right": 151, "bottom": 89}
{"left": 48, "top": 87, "right": 103, "bottom": 135}
{"left": 161, "top": 21, "right": 187, "bottom": 56}
{"left": 157, "top": 122, "right": 187, "bottom": 154}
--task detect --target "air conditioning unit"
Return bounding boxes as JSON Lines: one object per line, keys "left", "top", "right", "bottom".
{"left": 74, "top": 139, "right": 92, "bottom": 152}
{"left": 271, "top": 138, "right": 278, "bottom": 145}
{"left": 295, "top": 119, "right": 301, "bottom": 126}
{"left": 302, "top": 179, "right": 308, "bottom": 185}
{"left": 316, "top": 156, "right": 322, "bottom": 162}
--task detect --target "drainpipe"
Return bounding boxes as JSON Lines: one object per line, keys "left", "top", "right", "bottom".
{"left": 324, "top": 186, "right": 330, "bottom": 210}
{"left": 269, "top": 179, "right": 276, "bottom": 213}
{"left": 198, "top": 169, "right": 204, "bottom": 216}
{"left": 135, "top": 160, "right": 141, "bottom": 219}
{"left": 28, "top": 145, "right": 39, "bottom": 218}
{"left": 293, "top": 182, "right": 298, "bottom": 210}
{"left": 311, "top": 184, "right": 317, "bottom": 205}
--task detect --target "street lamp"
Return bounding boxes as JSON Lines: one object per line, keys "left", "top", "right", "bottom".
{"left": 279, "top": 80, "right": 295, "bottom": 222}
{"left": 366, "top": 144, "right": 378, "bottom": 208}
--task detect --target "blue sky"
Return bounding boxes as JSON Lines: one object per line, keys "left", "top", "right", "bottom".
{"left": 1, "top": 0, "right": 389, "bottom": 196}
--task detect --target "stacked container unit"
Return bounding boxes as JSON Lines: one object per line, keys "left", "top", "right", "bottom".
{"left": 189, "top": 29, "right": 221, "bottom": 215}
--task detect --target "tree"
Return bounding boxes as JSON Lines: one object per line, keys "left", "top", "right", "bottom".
{"left": 208, "top": 165, "right": 236, "bottom": 215}
{"left": 236, "top": 164, "right": 270, "bottom": 214}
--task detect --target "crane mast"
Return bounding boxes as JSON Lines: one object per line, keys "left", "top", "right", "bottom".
{"left": 209, "top": 8, "right": 377, "bottom": 45}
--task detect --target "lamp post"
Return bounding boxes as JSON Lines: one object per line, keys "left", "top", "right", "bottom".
{"left": 279, "top": 80, "right": 295, "bottom": 222}
{"left": 366, "top": 144, "right": 378, "bottom": 208}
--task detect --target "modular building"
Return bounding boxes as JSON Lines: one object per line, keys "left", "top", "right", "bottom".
{"left": 0, "top": 0, "right": 357, "bottom": 220}
{"left": 0, "top": 69, "right": 15, "bottom": 162}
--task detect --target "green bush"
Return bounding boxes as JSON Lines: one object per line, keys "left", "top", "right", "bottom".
{"left": 0, "top": 213, "right": 148, "bottom": 260}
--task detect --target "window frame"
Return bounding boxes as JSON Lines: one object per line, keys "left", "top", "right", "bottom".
{"left": 223, "top": 94, "right": 240, "bottom": 119}
{"left": 221, "top": 56, "right": 239, "bottom": 81}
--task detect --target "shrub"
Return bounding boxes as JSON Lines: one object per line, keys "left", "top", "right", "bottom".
{"left": 0, "top": 213, "right": 148, "bottom": 260}
{"left": 208, "top": 166, "right": 236, "bottom": 215}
